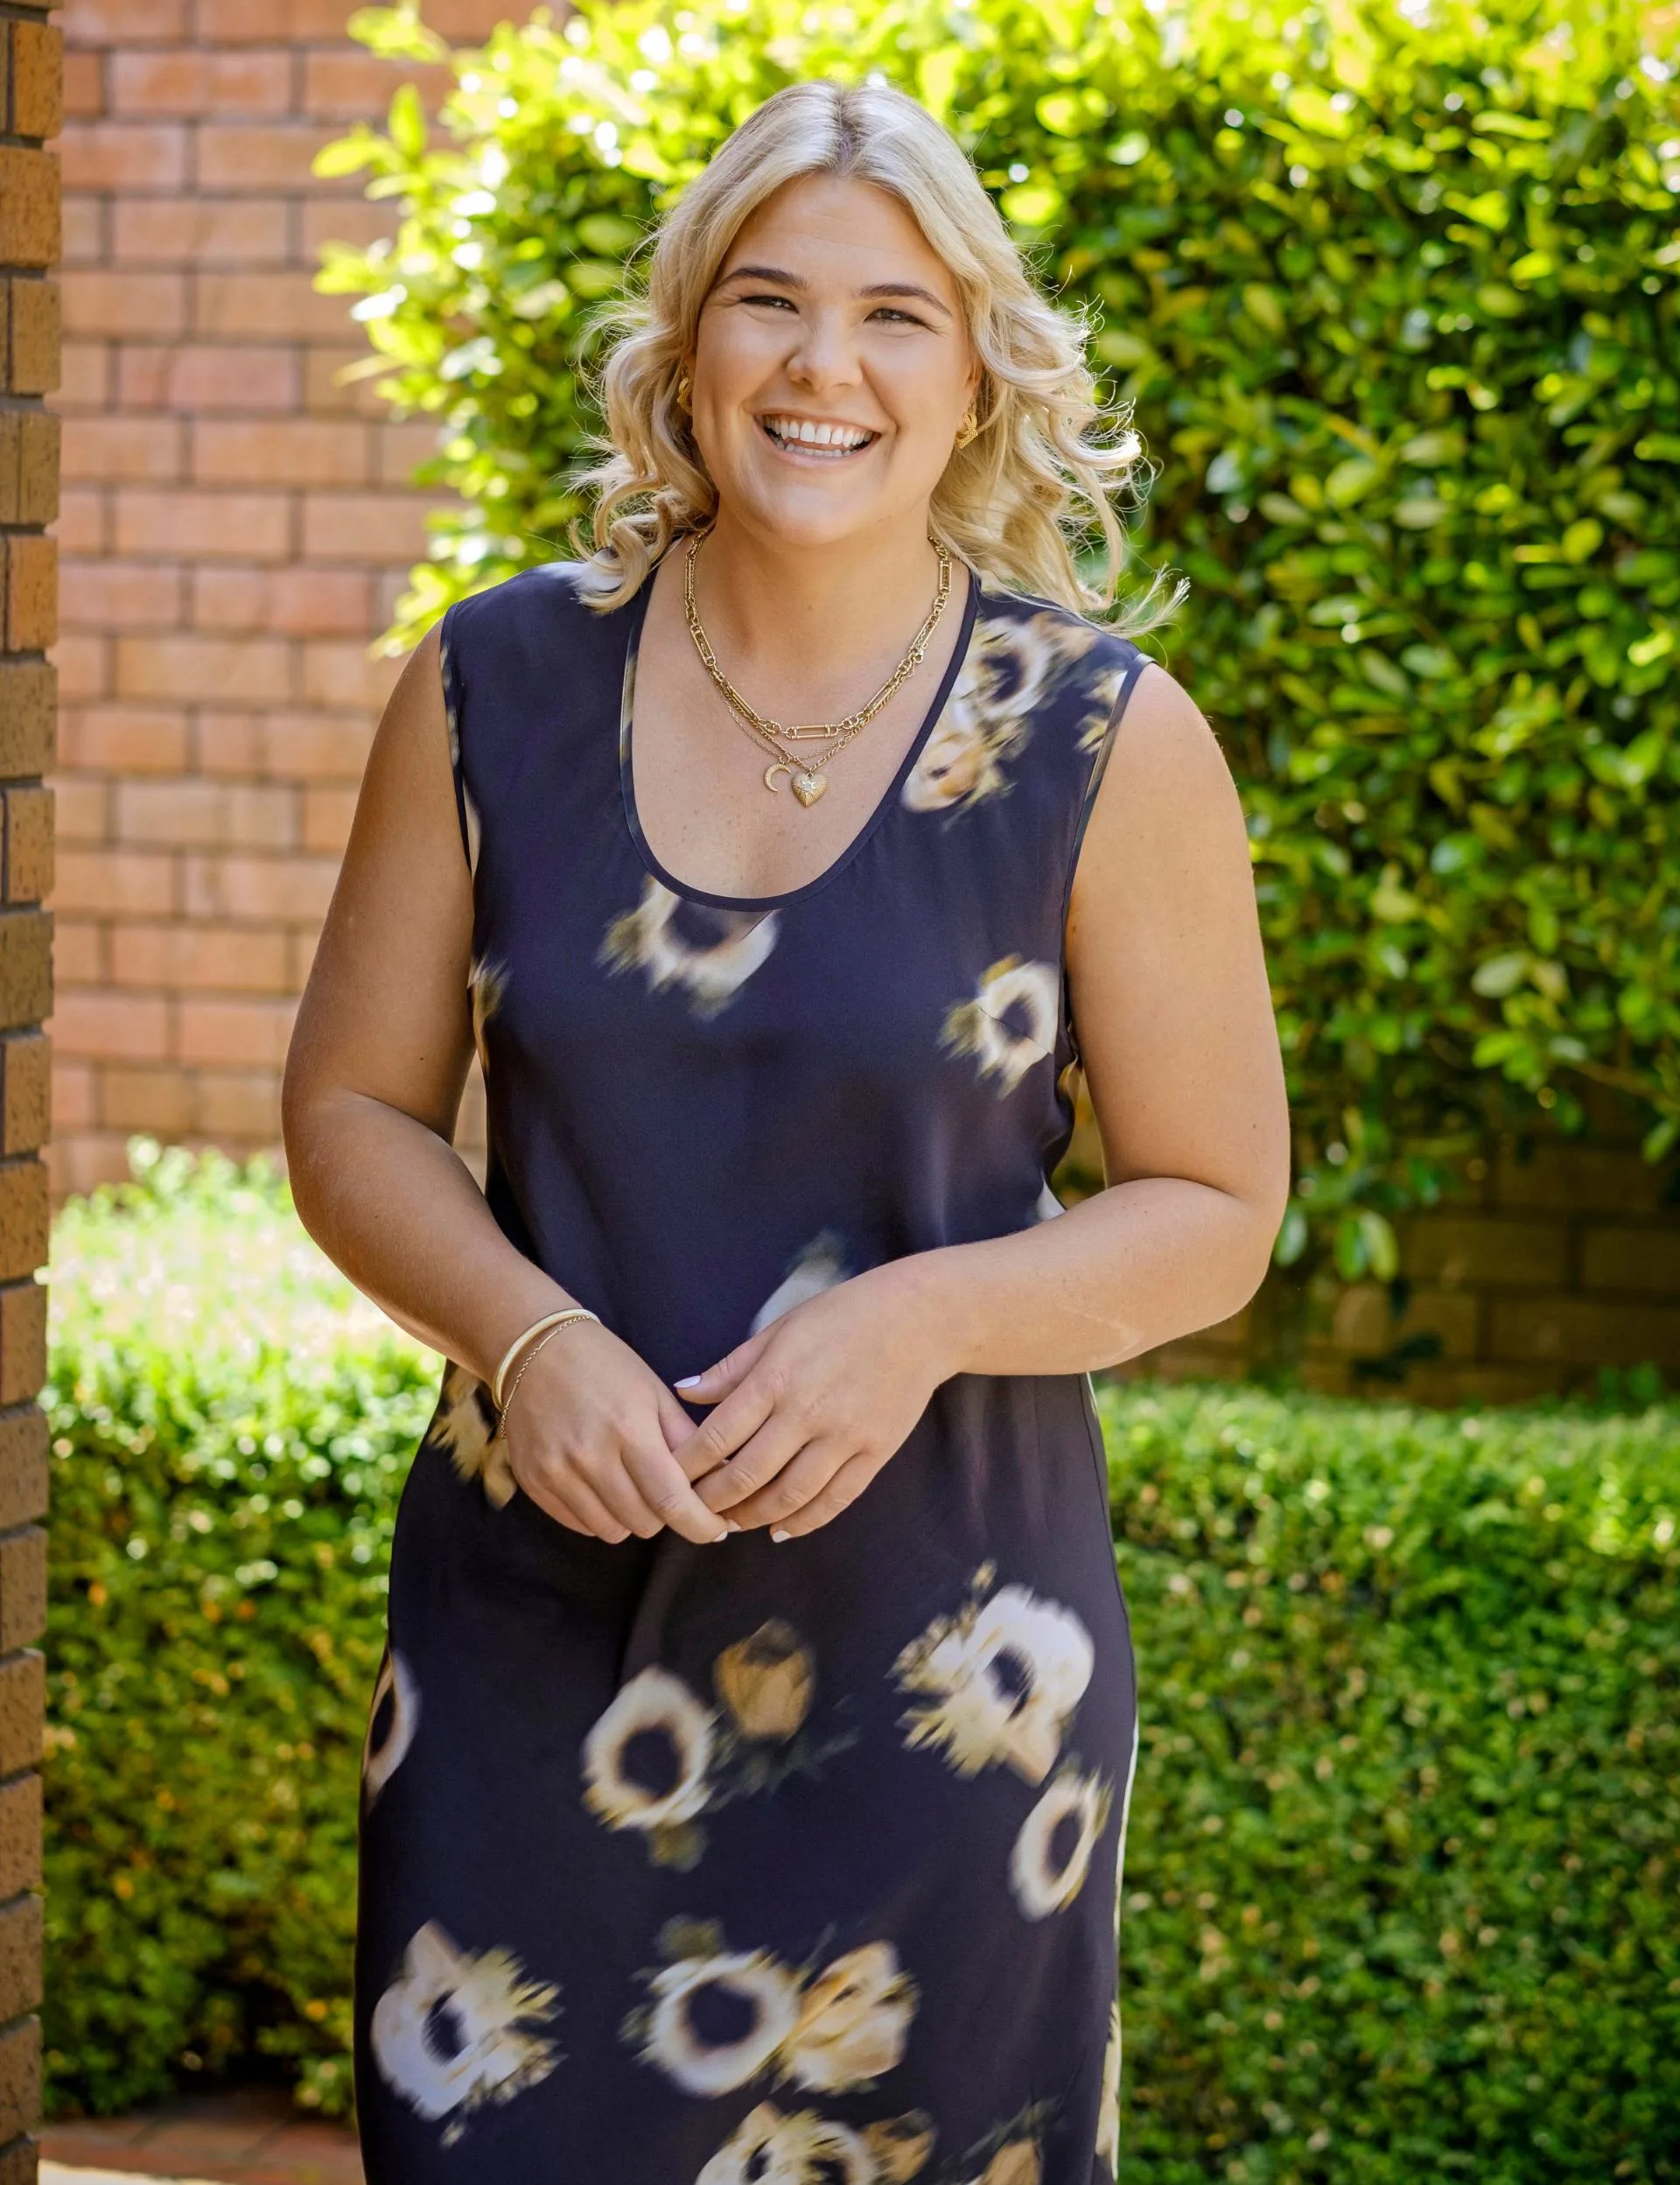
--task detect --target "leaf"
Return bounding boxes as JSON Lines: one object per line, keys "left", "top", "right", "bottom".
{"left": 1471, "top": 953, "right": 1531, "bottom": 998}
{"left": 387, "top": 81, "right": 427, "bottom": 163}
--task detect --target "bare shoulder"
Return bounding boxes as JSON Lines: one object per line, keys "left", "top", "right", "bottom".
{"left": 1104, "top": 658, "right": 1237, "bottom": 802}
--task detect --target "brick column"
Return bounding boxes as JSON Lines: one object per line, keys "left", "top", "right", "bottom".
{"left": 0, "top": 0, "right": 57, "bottom": 2168}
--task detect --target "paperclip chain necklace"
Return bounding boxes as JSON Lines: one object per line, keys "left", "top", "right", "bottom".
{"left": 682, "top": 529, "right": 953, "bottom": 809}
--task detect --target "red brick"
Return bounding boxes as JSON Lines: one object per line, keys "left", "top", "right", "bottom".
{"left": 52, "top": 919, "right": 102, "bottom": 984}
{"left": 195, "top": 270, "right": 360, "bottom": 342}
{"left": 179, "top": 995, "right": 298, "bottom": 1068}
{"left": 12, "top": 19, "right": 65, "bottom": 139}
{"left": 0, "top": 1767, "right": 42, "bottom": 1888}
{"left": 60, "top": 702, "right": 186, "bottom": 773}
{"left": 191, "top": 711, "right": 262, "bottom": 776}
{"left": 196, "top": 1068, "right": 281, "bottom": 1138}
{"left": 260, "top": 710, "right": 375, "bottom": 781}
{"left": 10, "top": 410, "right": 60, "bottom": 527}
{"left": 49, "top": 1059, "right": 95, "bottom": 1132}
{"left": 196, "top": 123, "right": 340, "bottom": 193}
{"left": 49, "top": 1129, "right": 136, "bottom": 1199}
{"left": 182, "top": 850, "right": 338, "bottom": 923}
{"left": 0, "top": 1159, "right": 50, "bottom": 1280}
{"left": 60, "top": 412, "right": 183, "bottom": 484}
{"left": 10, "top": 277, "right": 63, "bottom": 396}
{"left": 1580, "top": 1226, "right": 1680, "bottom": 1296}
{"left": 51, "top": 777, "right": 107, "bottom": 847}
{"left": 1491, "top": 1295, "right": 1680, "bottom": 1368}
{"left": 116, "top": 778, "right": 296, "bottom": 851}
{"left": 0, "top": 663, "right": 54, "bottom": 778}
{"left": 55, "top": 338, "right": 108, "bottom": 411}
{"left": 0, "top": 1648, "right": 45, "bottom": 1775}
{"left": 0, "top": 148, "right": 59, "bottom": 271}
{"left": 302, "top": 49, "right": 452, "bottom": 118}
{"left": 192, "top": 564, "right": 373, "bottom": 637}
{"left": 61, "top": 193, "right": 106, "bottom": 267}
{"left": 111, "top": 923, "right": 290, "bottom": 995}
{"left": 60, "top": 122, "right": 187, "bottom": 193}
{"left": 118, "top": 340, "right": 298, "bottom": 412}
{"left": 299, "top": 197, "right": 394, "bottom": 256}
{"left": 199, "top": 0, "right": 396, "bottom": 36}
{"left": 100, "top": 1063, "right": 193, "bottom": 1135}
{"left": 114, "top": 633, "right": 292, "bottom": 705}
{"left": 3, "top": 536, "right": 56, "bottom": 652}
{"left": 300, "top": 641, "right": 401, "bottom": 712}
{"left": 0, "top": 1283, "right": 47, "bottom": 1405}
{"left": 63, "top": 47, "right": 106, "bottom": 122}
{"left": 62, "top": 269, "right": 187, "bottom": 340}
{"left": 192, "top": 417, "right": 368, "bottom": 487}
{"left": 49, "top": 990, "right": 170, "bottom": 1062}
{"left": 304, "top": 342, "right": 391, "bottom": 418}
{"left": 302, "top": 490, "right": 436, "bottom": 566}
{"left": 60, "top": 557, "right": 184, "bottom": 631}
{"left": 113, "top": 195, "right": 290, "bottom": 267}
{"left": 53, "top": 483, "right": 106, "bottom": 553}
{"left": 113, "top": 488, "right": 290, "bottom": 561}
{"left": 52, "top": 848, "right": 175, "bottom": 917}
{"left": 374, "top": 417, "right": 443, "bottom": 486}
{"left": 65, "top": 0, "right": 189, "bottom": 44}
{"left": 0, "top": 1033, "right": 52, "bottom": 1158}
{"left": 110, "top": 49, "right": 293, "bottom": 118}
{"left": 0, "top": 909, "right": 54, "bottom": 1035}
{"left": 1495, "top": 1143, "right": 1668, "bottom": 1216}
{"left": 54, "top": 632, "right": 108, "bottom": 704}
{"left": 1402, "top": 1215, "right": 1570, "bottom": 1293}
{"left": 4, "top": 785, "right": 53, "bottom": 904}
{"left": 301, "top": 785, "right": 357, "bottom": 853}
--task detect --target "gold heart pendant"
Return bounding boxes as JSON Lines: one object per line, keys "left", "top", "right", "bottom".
{"left": 791, "top": 769, "right": 828, "bottom": 807}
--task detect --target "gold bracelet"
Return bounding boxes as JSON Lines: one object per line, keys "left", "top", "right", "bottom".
{"left": 491, "top": 1310, "right": 600, "bottom": 1443}
{"left": 490, "top": 1308, "right": 600, "bottom": 1412}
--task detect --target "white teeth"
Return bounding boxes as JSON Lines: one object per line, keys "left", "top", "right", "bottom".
{"left": 762, "top": 416, "right": 874, "bottom": 452}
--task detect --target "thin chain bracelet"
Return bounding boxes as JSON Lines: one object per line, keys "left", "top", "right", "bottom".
{"left": 491, "top": 1310, "right": 600, "bottom": 1443}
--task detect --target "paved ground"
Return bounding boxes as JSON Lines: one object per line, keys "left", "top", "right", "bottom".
{"left": 42, "top": 2089, "right": 362, "bottom": 2185}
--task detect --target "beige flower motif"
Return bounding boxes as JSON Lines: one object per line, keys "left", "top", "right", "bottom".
{"left": 715, "top": 1619, "right": 815, "bottom": 1743}
{"left": 641, "top": 1948, "right": 804, "bottom": 2097}
{"left": 750, "top": 1230, "right": 850, "bottom": 1335}
{"left": 361, "top": 1646, "right": 418, "bottom": 1806}
{"left": 1096, "top": 1992, "right": 1122, "bottom": 2175}
{"left": 784, "top": 1943, "right": 919, "bottom": 2094}
{"left": 967, "top": 2144, "right": 1042, "bottom": 2185}
{"left": 599, "top": 877, "right": 779, "bottom": 1016}
{"left": 863, "top": 2112, "right": 938, "bottom": 2181}
{"left": 696, "top": 2101, "right": 878, "bottom": 2185}
{"left": 1074, "top": 654, "right": 1144, "bottom": 759}
{"left": 430, "top": 1362, "right": 514, "bottom": 1509}
{"left": 892, "top": 1574, "right": 1095, "bottom": 1786}
{"left": 941, "top": 956, "right": 1060, "bottom": 1097}
{"left": 370, "top": 1922, "right": 559, "bottom": 2140}
{"left": 582, "top": 1666, "right": 718, "bottom": 1847}
{"left": 903, "top": 607, "right": 1108, "bottom": 816}
{"left": 1008, "top": 1761, "right": 1114, "bottom": 1921}
{"left": 467, "top": 954, "right": 506, "bottom": 1076}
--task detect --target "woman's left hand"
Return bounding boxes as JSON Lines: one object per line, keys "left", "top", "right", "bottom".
{"left": 668, "top": 1263, "right": 954, "bottom": 1537}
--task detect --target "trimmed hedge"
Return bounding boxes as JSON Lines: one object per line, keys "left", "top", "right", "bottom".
{"left": 45, "top": 1151, "right": 1680, "bottom": 2177}
{"left": 315, "top": 0, "right": 1680, "bottom": 1285}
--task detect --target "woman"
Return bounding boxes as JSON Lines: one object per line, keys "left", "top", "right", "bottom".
{"left": 283, "top": 75, "right": 1288, "bottom": 2185}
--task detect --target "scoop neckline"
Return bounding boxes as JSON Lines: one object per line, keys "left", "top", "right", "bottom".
{"left": 618, "top": 547, "right": 982, "bottom": 915}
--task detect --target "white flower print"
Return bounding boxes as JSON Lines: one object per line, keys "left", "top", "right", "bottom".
{"left": 1008, "top": 1761, "right": 1113, "bottom": 1922}
{"left": 429, "top": 1362, "right": 514, "bottom": 1509}
{"left": 902, "top": 608, "right": 1108, "bottom": 816}
{"left": 892, "top": 1572, "right": 1095, "bottom": 1787}
{"left": 600, "top": 877, "right": 779, "bottom": 1016}
{"left": 370, "top": 1921, "right": 560, "bottom": 2140}
{"left": 1074, "top": 654, "right": 1144, "bottom": 759}
{"left": 361, "top": 1646, "right": 418, "bottom": 1806}
{"left": 467, "top": 953, "right": 507, "bottom": 1076}
{"left": 1096, "top": 1991, "right": 1122, "bottom": 2175}
{"left": 785, "top": 1943, "right": 919, "bottom": 2094}
{"left": 582, "top": 1666, "right": 718, "bottom": 1838}
{"left": 1033, "top": 1179, "right": 1065, "bottom": 1222}
{"left": 696, "top": 2101, "right": 877, "bottom": 2185}
{"left": 750, "top": 1230, "right": 850, "bottom": 1335}
{"left": 941, "top": 956, "right": 1060, "bottom": 1097}
{"left": 642, "top": 1948, "right": 803, "bottom": 2097}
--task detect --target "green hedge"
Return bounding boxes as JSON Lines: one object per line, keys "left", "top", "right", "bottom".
{"left": 45, "top": 1152, "right": 1680, "bottom": 2177}
{"left": 317, "top": 0, "right": 1680, "bottom": 1285}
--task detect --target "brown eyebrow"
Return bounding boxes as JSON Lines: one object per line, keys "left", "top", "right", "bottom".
{"left": 716, "top": 263, "right": 954, "bottom": 318}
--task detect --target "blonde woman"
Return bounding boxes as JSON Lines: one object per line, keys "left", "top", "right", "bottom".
{"left": 284, "top": 75, "right": 1288, "bottom": 2185}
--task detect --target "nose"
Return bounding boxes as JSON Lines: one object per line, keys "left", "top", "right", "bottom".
{"left": 784, "top": 305, "right": 863, "bottom": 394}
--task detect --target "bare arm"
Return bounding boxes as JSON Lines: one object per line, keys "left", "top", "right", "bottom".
{"left": 281, "top": 625, "right": 729, "bottom": 1546}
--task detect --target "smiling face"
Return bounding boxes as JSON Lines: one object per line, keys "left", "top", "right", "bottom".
{"left": 688, "top": 170, "right": 980, "bottom": 550}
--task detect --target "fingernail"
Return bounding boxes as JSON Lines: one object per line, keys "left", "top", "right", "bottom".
{"left": 770, "top": 1527, "right": 792, "bottom": 1544}
{"left": 675, "top": 1374, "right": 703, "bottom": 1389}
{"left": 724, "top": 1520, "right": 742, "bottom": 1533}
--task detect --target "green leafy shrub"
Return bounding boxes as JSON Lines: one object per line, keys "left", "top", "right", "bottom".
{"left": 43, "top": 1142, "right": 437, "bottom": 2118}
{"left": 45, "top": 1153, "right": 1680, "bottom": 2171}
{"left": 317, "top": 0, "right": 1680, "bottom": 1281}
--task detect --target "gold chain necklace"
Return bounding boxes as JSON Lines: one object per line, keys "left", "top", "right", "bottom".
{"left": 682, "top": 529, "right": 954, "bottom": 809}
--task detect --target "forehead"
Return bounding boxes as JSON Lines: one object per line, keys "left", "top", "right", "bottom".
{"left": 719, "top": 172, "right": 960, "bottom": 304}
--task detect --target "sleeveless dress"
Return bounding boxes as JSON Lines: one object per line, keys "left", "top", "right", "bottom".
{"left": 354, "top": 545, "right": 1150, "bottom": 2185}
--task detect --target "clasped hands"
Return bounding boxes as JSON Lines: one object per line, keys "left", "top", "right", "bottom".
{"left": 500, "top": 1262, "right": 952, "bottom": 1546}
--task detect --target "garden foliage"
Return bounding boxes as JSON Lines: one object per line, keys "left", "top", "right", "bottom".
{"left": 44, "top": 1154, "right": 1680, "bottom": 2176}
{"left": 314, "top": 0, "right": 1680, "bottom": 1283}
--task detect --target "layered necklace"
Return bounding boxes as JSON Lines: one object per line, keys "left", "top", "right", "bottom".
{"left": 682, "top": 529, "right": 954, "bottom": 809}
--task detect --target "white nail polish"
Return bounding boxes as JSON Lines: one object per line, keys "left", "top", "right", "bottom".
{"left": 675, "top": 1374, "right": 702, "bottom": 1389}
{"left": 770, "top": 1527, "right": 792, "bottom": 1544}
{"left": 724, "top": 1521, "right": 742, "bottom": 1533}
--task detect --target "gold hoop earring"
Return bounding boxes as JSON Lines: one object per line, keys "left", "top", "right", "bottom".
{"left": 954, "top": 405, "right": 979, "bottom": 449}
{"left": 674, "top": 368, "right": 693, "bottom": 415}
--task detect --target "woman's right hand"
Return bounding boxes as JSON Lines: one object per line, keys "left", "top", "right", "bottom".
{"left": 500, "top": 1322, "right": 733, "bottom": 1545}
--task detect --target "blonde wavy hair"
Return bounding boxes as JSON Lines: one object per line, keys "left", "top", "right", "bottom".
{"left": 567, "top": 75, "right": 1184, "bottom": 634}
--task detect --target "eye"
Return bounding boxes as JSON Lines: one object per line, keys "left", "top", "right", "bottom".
{"left": 738, "top": 291, "right": 795, "bottom": 310}
{"left": 872, "top": 306, "right": 928, "bottom": 327}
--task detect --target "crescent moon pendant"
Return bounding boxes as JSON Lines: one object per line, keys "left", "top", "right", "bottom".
{"left": 763, "top": 761, "right": 792, "bottom": 794}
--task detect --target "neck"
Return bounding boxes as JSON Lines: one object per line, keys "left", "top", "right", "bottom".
{"left": 683, "top": 506, "right": 948, "bottom": 689}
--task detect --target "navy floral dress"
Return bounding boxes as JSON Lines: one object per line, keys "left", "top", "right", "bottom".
{"left": 354, "top": 544, "right": 1149, "bottom": 2185}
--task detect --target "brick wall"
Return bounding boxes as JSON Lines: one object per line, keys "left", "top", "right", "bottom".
{"left": 0, "top": 0, "right": 58, "bottom": 2167}
{"left": 48, "top": 0, "right": 505, "bottom": 1201}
